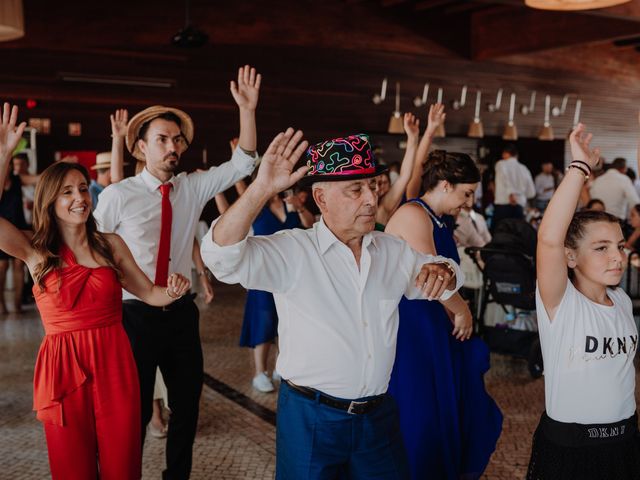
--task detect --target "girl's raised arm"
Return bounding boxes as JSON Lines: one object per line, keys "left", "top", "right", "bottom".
{"left": 537, "top": 124, "right": 600, "bottom": 319}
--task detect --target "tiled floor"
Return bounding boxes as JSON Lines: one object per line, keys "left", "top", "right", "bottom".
{"left": 1, "top": 282, "right": 637, "bottom": 479}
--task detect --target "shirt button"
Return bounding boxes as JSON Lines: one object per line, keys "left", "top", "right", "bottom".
{"left": 363, "top": 321, "right": 368, "bottom": 327}
{"left": 368, "top": 354, "right": 372, "bottom": 359}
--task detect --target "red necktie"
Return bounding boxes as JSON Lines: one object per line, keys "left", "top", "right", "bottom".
{"left": 155, "top": 183, "right": 173, "bottom": 287}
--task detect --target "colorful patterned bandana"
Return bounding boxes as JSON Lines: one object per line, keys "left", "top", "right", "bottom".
{"left": 303, "top": 134, "right": 383, "bottom": 183}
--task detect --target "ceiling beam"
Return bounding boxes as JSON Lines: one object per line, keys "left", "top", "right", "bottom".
{"left": 470, "top": 5, "right": 640, "bottom": 59}
{"left": 414, "top": 0, "right": 460, "bottom": 11}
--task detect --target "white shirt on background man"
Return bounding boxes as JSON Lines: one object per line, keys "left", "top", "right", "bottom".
{"left": 94, "top": 148, "right": 256, "bottom": 300}
{"left": 494, "top": 157, "right": 535, "bottom": 207}
{"left": 201, "top": 218, "right": 463, "bottom": 399}
{"left": 589, "top": 169, "right": 640, "bottom": 220}
{"left": 534, "top": 172, "right": 555, "bottom": 202}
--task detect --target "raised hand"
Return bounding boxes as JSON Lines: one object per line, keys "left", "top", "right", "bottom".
{"left": 110, "top": 109, "right": 128, "bottom": 138}
{"left": 230, "top": 65, "right": 261, "bottom": 111}
{"left": 403, "top": 113, "right": 420, "bottom": 141}
{"left": 253, "top": 128, "right": 308, "bottom": 197}
{"left": 569, "top": 123, "right": 600, "bottom": 170}
{"left": 425, "top": 103, "right": 446, "bottom": 138}
{"left": 0, "top": 103, "right": 27, "bottom": 160}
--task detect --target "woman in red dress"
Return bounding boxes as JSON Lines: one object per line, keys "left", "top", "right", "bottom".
{"left": 0, "top": 103, "right": 190, "bottom": 480}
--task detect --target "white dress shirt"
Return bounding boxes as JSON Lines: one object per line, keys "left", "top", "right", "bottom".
{"left": 94, "top": 148, "right": 256, "bottom": 300}
{"left": 589, "top": 169, "right": 640, "bottom": 220}
{"left": 201, "top": 218, "right": 463, "bottom": 399}
{"left": 494, "top": 157, "right": 535, "bottom": 207}
{"left": 534, "top": 172, "right": 555, "bottom": 201}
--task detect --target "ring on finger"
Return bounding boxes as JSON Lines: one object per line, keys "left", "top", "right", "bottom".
{"left": 437, "top": 275, "right": 444, "bottom": 281}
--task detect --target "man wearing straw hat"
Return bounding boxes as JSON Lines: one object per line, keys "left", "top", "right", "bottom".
{"left": 88, "top": 151, "right": 129, "bottom": 209}
{"left": 94, "top": 65, "right": 261, "bottom": 480}
{"left": 202, "top": 129, "right": 464, "bottom": 479}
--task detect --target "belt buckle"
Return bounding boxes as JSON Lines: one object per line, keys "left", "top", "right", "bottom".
{"left": 347, "top": 400, "right": 367, "bottom": 415}
{"left": 161, "top": 304, "right": 171, "bottom": 312}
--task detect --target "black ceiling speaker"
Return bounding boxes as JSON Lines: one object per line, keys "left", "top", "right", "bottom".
{"left": 171, "top": 0, "right": 208, "bottom": 48}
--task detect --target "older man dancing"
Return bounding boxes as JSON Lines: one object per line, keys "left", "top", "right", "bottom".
{"left": 202, "top": 129, "right": 464, "bottom": 479}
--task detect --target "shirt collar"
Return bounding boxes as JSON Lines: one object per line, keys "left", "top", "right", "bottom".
{"left": 315, "top": 217, "right": 377, "bottom": 255}
{"left": 140, "top": 167, "right": 176, "bottom": 193}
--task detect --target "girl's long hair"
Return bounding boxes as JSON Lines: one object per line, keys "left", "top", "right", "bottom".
{"left": 31, "top": 162, "right": 121, "bottom": 289}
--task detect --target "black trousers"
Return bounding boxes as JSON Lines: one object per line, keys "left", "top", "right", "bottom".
{"left": 123, "top": 295, "right": 203, "bottom": 480}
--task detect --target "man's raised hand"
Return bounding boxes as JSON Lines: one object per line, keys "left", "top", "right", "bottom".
{"left": 230, "top": 65, "right": 261, "bottom": 111}
{"left": 110, "top": 109, "right": 128, "bottom": 138}
{"left": 253, "top": 128, "right": 308, "bottom": 197}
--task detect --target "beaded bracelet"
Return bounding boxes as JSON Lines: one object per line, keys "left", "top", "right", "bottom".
{"left": 566, "top": 164, "right": 589, "bottom": 181}
{"left": 570, "top": 159, "right": 592, "bottom": 173}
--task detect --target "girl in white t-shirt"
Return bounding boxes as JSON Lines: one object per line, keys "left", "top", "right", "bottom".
{"left": 528, "top": 124, "right": 640, "bottom": 480}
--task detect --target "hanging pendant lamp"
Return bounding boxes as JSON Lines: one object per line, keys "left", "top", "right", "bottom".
{"left": 387, "top": 82, "right": 404, "bottom": 134}
{"left": 0, "top": 0, "right": 24, "bottom": 42}
{"left": 525, "top": 0, "right": 630, "bottom": 10}
{"left": 468, "top": 90, "right": 484, "bottom": 138}
{"left": 503, "top": 93, "right": 518, "bottom": 140}
{"left": 539, "top": 95, "right": 555, "bottom": 141}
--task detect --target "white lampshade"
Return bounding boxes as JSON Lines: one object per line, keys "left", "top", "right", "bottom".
{"left": 0, "top": 0, "right": 24, "bottom": 42}
{"left": 525, "top": 0, "right": 630, "bottom": 10}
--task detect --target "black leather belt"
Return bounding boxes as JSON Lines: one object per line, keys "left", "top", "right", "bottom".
{"left": 123, "top": 292, "right": 196, "bottom": 312}
{"left": 283, "top": 379, "right": 385, "bottom": 415}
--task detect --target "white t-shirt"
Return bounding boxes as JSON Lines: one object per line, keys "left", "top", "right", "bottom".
{"left": 536, "top": 281, "right": 637, "bottom": 424}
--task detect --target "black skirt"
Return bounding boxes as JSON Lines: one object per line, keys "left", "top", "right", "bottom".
{"left": 527, "top": 412, "right": 640, "bottom": 480}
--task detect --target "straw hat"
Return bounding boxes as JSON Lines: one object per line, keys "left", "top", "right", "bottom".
{"left": 90, "top": 152, "right": 130, "bottom": 170}
{"left": 126, "top": 106, "right": 194, "bottom": 161}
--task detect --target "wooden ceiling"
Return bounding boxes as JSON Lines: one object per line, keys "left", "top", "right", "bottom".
{"left": 0, "top": 0, "right": 639, "bottom": 172}
{"left": 5, "top": 0, "right": 640, "bottom": 58}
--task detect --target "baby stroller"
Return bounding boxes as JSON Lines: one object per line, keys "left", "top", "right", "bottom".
{"left": 466, "top": 218, "right": 543, "bottom": 378}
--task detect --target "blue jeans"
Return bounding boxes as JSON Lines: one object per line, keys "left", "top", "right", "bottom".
{"left": 276, "top": 381, "right": 410, "bottom": 480}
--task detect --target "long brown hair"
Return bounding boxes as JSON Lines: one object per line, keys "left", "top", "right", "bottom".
{"left": 31, "top": 162, "right": 121, "bottom": 289}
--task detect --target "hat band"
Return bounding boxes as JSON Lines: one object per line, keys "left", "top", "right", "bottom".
{"left": 315, "top": 166, "right": 376, "bottom": 176}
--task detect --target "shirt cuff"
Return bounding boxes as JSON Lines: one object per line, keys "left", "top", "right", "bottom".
{"left": 230, "top": 147, "right": 258, "bottom": 177}
{"left": 200, "top": 219, "right": 249, "bottom": 279}
{"left": 438, "top": 258, "right": 464, "bottom": 301}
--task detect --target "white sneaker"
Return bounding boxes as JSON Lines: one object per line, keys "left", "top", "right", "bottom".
{"left": 272, "top": 369, "right": 281, "bottom": 383}
{"left": 252, "top": 372, "right": 275, "bottom": 393}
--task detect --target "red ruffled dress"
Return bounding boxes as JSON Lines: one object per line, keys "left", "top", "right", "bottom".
{"left": 32, "top": 245, "right": 141, "bottom": 480}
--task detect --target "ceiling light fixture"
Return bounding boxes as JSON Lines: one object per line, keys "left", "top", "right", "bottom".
{"left": 388, "top": 82, "right": 404, "bottom": 134}
{"left": 525, "top": 0, "right": 630, "bottom": 11}
{"left": 0, "top": 0, "right": 24, "bottom": 42}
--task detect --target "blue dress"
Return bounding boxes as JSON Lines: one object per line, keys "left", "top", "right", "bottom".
{"left": 388, "top": 198, "right": 503, "bottom": 480}
{"left": 239, "top": 202, "right": 302, "bottom": 348}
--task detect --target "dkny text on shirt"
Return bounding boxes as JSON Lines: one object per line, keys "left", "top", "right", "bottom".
{"left": 584, "top": 335, "right": 638, "bottom": 357}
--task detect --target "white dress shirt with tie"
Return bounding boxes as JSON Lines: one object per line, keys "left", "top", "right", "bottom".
{"left": 201, "top": 218, "right": 463, "bottom": 399}
{"left": 94, "top": 148, "right": 256, "bottom": 300}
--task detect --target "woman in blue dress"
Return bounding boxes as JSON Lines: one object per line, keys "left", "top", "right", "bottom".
{"left": 385, "top": 148, "right": 503, "bottom": 479}
{"left": 240, "top": 189, "right": 314, "bottom": 392}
